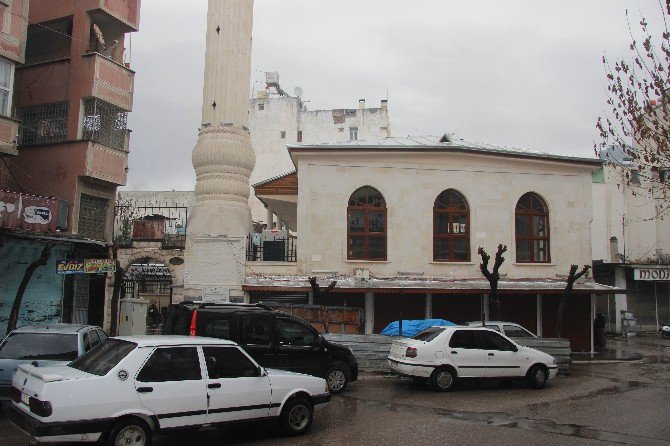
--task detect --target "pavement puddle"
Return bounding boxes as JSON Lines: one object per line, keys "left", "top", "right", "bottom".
{"left": 342, "top": 396, "right": 670, "bottom": 446}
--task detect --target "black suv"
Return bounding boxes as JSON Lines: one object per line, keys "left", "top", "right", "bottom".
{"left": 163, "top": 302, "right": 358, "bottom": 393}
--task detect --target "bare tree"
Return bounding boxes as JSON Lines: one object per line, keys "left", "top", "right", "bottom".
{"left": 596, "top": 1, "right": 670, "bottom": 219}
{"left": 477, "top": 244, "right": 507, "bottom": 323}
{"left": 556, "top": 265, "right": 591, "bottom": 338}
{"left": 7, "top": 244, "right": 53, "bottom": 334}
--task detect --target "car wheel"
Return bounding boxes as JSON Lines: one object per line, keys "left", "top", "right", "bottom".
{"left": 326, "top": 362, "right": 349, "bottom": 394}
{"left": 106, "top": 418, "right": 152, "bottom": 446}
{"left": 429, "top": 367, "right": 456, "bottom": 392}
{"left": 527, "top": 365, "right": 549, "bottom": 389}
{"left": 280, "top": 397, "right": 314, "bottom": 436}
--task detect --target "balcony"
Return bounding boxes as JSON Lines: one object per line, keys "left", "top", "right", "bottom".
{"left": 16, "top": 101, "right": 69, "bottom": 147}
{"left": 246, "top": 232, "right": 299, "bottom": 276}
{"left": 28, "top": 0, "right": 140, "bottom": 33}
{"left": 81, "top": 53, "right": 134, "bottom": 111}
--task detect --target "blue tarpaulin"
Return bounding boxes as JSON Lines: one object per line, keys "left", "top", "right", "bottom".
{"left": 380, "top": 319, "right": 456, "bottom": 337}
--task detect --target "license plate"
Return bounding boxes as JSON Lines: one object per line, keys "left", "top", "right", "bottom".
{"left": 21, "top": 392, "right": 30, "bottom": 405}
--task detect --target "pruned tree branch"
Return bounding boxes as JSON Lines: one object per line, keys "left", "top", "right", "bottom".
{"left": 477, "top": 244, "right": 507, "bottom": 320}
{"left": 308, "top": 277, "right": 337, "bottom": 301}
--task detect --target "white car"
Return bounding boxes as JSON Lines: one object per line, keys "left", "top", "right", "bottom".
{"left": 387, "top": 326, "right": 558, "bottom": 391}
{"left": 464, "top": 321, "right": 537, "bottom": 338}
{"left": 5, "top": 336, "right": 330, "bottom": 445}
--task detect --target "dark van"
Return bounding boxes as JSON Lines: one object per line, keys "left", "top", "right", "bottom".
{"left": 164, "top": 302, "right": 358, "bottom": 393}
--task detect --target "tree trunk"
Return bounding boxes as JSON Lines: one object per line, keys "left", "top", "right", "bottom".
{"left": 7, "top": 244, "right": 53, "bottom": 335}
{"left": 109, "top": 248, "right": 124, "bottom": 336}
{"left": 556, "top": 265, "right": 591, "bottom": 338}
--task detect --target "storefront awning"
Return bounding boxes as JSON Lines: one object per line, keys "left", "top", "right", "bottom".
{"left": 243, "top": 275, "right": 624, "bottom": 295}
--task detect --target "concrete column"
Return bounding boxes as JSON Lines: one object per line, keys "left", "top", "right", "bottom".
{"left": 482, "top": 293, "right": 490, "bottom": 323}
{"left": 591, "top": 294, "right": 596, "bottom": 353}
{"left": 184, "top": 0, "right": 256, "bottom": 302}
{"left": 425, "top": 293, "right": 433, "bottom": 319}
{"left": 308, "top": 291, "right": 314, "bottom": 305}
{"left": 365, "top": 292, "right": 374, "bottom": 334}
{"left": 614, "top": 266, "right": 627, "bottom": 332}
{"left": 536, "top": 294, "right": 543, "bottom": 337}
{"left": 266, "top": 207, "right": 274, "bottom": 229}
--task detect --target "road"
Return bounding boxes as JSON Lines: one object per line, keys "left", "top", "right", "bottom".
{"left": 2, "top": 337, "right": 669, "bottom": 446}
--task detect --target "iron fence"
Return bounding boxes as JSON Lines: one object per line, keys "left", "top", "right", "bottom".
{"left": 114, "top": 204, "right": 188, "bottom": 248}
{"left": 82, "top": 98, "right": 128, "bottom": 150}
{"left": 246, "top": 233, "right": 297, "bottom": 262}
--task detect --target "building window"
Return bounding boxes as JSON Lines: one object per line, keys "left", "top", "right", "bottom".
{"left": 349, "top": 127, "right": 358, "bottom": 141}
{"left": 630, "top": 170, "right": 641, "bottom": 185}
{"left": 515, "top": 192, "right": 550, "bottom": 263}
{"left": 0, "top": 59, "right": 13, "bottom": 117}
{"left": 280, "top": 131, "right": 286, "bottom": 139}
{"left": 78, "top": 193, "right": 109, "bottom": 241}
{"left": 297, "top": 130, "right": 303, "bottom": 142}
{"left": 347, "top": 186, "right": 386, "bottom": 260}
{"left": 258, "top": 103, "right": 264, "bottom": 111}
{"left": 433, "top": 189, "right": 470, "bottom": 262}
{"left": 660, "top": 169, "right": 670, "bottom": 183}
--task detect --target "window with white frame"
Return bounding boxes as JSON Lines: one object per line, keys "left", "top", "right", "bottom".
{"left": 349, "top": 127, "right": 358, "bottom": 141}
{"left": 0, "top": 59, "right": 13, "bottom": 117}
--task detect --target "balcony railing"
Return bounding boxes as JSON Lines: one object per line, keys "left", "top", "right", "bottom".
{"left": 247, "top": 233, "right": 297, "bottom": 262}
{"left": 114, "top": 204, "right": 188, "bottom": 249}
{"left": 16, "top": 101, "right": 69, "bottom": 147}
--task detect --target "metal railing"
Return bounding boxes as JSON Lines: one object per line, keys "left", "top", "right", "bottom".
{"left": 246, "top": 233, "right": 297, "bottom": 262}
{"left": 114, "top": 204, "right": 188, "bottom": 248}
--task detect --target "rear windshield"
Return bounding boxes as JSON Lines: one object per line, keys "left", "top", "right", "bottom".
{"left": 163, "top": 305, "right": 192, "bottom": 335}
{"left": 412, "top": 327, "right": 445, "bottom": 342}
{"left": 0, "top": 333, "right": 79, "bottom": 361}
{"left": 69, "top": 339, "right": 136, "bottom": 376}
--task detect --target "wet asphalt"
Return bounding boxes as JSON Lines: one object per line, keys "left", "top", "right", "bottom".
{"left": 1, "top": 337, "right": 669, "bottom": 446}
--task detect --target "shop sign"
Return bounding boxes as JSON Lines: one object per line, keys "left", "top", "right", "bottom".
{"left": 634, "top": 268, "right": 670, "bottom": 281}
{"left": 57, "top": 260, "right": 85, "bottom": 275}
{"left": 84, "top": 259, "right": 116, "bottom": 274}
{"left": 0, "top": 190, "right": 61, "bottom": 232}
{"left": 57, "top": 259, "right": 116, "bottom": 275}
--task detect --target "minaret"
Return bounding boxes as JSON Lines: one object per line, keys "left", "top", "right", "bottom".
{"left": 184, "top": 0, "right": 255, "bottom": 302}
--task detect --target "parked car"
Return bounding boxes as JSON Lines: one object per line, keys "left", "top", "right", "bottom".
{"left": 6, "top": 336, "right": 331, "bottom": 445}
{"left": 0, "top": 323, "right": 108, "bottom": 404}
{"left": 163, "top": 302, "right": 358, "bottom": 394}
{"left": 465, "top": 321, "right": 537, "bottom": 338}
{"left": 387, "top": 326, "right": 558, "bottom": 391}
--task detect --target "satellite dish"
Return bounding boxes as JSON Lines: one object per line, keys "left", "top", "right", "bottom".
{"left": 294, "top": 87, "right": 303, "bottom": 98}
{"left": 93, "top": 24, "right": 106, "bottom": 50}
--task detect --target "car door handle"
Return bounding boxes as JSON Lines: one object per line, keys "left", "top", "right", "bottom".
{"left": 208, "top": 383, "right": 221, "bottom": 389}
{"left": 488, "top": 353, "right": 495, "bottom": 357}
{"left": 450, "top": 351, "right": 458, "bottom": 354}
{"left": 137, "top": 387, "right": 153, "bottom": 393}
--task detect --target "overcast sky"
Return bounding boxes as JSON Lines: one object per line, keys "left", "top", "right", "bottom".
{"left": 124, "top": 0, "right": 666, "bottom": 191}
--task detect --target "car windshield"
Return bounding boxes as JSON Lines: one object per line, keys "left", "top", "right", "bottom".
{"left": 69, "top": 339, "right": 136, "bottom": 376}
{"left": 412, "top": 327, "right": 445, "bottom": 342}
{"left": 0, "top": 333, "right": 78, "bottom": 360}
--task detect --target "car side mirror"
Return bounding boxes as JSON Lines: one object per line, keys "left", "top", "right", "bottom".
{"left": 258, "top": 367, "right": 267, "bottom": 377}
{"left": 512, "top": 346, "right": 519, "bottom": 352}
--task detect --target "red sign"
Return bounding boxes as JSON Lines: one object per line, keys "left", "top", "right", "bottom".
{"left": 0, "top": 190, "right": 62, "bottom": 232}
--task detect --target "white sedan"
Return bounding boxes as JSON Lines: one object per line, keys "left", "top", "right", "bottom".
{"left": 5, "top": 336, "right": 330, "bottom": 445}
{"left": 388, "top": 326, "right": 558, "bottom": 391}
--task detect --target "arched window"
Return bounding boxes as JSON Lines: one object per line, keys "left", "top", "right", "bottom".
{"left": 515, "top": 192, "right": 550, "bottom": 263}
{"left": 347, "top": 186, "right": 386, "bottom": 260}
{"left": 433, "top": 189, "right": 470, "bottom": 261}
